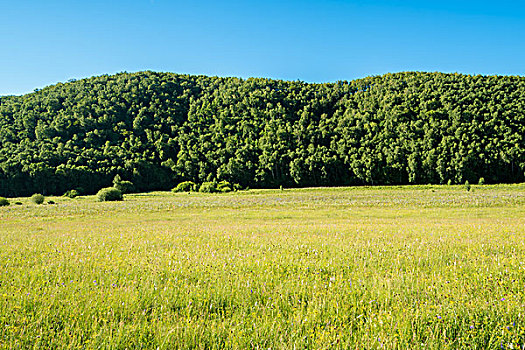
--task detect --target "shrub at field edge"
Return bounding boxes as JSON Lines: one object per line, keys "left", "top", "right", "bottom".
{"left": 96, "top": 187, "right": 123, "bottom": 202}
{"left": 172, "top": 181, "right": 197, "bottom": 193}
{"left": 63, "top": 189, "right": 80, "bottom": 198}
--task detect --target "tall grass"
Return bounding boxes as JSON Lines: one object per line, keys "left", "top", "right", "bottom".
{"left": 0, "top": 184, "right": 524, "bottom": 349}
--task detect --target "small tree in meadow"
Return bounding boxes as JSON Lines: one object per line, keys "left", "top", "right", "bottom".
{"left": 0, "top": 197, "right": 9, "bottom": 206}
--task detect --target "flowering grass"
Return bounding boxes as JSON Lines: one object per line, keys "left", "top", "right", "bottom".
{"left": 1, "top": 184, "right": 524, "bottom": 349}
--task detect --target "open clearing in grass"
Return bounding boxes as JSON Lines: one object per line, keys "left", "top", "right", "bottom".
{"left": 1, "top": 184, "right": 525, "bottom": 349}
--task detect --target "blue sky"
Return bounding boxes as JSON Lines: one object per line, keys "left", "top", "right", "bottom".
{"left": 1, "top": 0, "right": 524, "bottom": 95}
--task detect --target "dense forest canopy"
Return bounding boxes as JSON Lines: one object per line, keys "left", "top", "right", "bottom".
{"left": 0, "top": 71, "right": 524, "bottom": 197}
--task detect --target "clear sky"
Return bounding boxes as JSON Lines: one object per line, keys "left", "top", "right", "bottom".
{"left": 1, "top": 0, "right": 524, "bottom": 96}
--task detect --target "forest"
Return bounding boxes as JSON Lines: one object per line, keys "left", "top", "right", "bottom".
{"left": 0, "top": 71, "right": 524, "bottom": 197}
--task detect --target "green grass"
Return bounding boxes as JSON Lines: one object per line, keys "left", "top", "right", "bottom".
{"left": 1, "top": 184, "right": 525, "bottom": 349}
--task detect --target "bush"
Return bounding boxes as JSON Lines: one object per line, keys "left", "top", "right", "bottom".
{"left": 63, "top": 189, "right": 80, "bottom": 198}
{"left": 31, "top": 194, "right": 45, "bottom": 205}
{"left": 172, "top": 181, "right": 197, "bottom": 193}
{"left": 113, "top": 175, "right": 135, "bottom": 194}
{"left": 478, "top": 177, "right": 485, "bottom": 185}
{"left": 465, "top": 180, "right": 471, "bottom": 192}
{"left": 114, "top": 181, "right": 135, "bottom": 194}
{"left": 96, "top": 187, "right": 123, "bottom": 202}
{"left": 233, "top": 183, "right": 243, "bottom": 191}
{"left": 0, "top": 197, "right": 9, "bottom": 206}
{"left": 217, "top": 181, "right": 232, "bottom": 193}
{"left": 199, "top": 181, "right": 218, "bottom": 193}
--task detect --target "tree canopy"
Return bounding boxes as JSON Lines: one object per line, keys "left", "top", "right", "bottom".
{"left": 0, "top": 71, "right": 524, "bottom": 196}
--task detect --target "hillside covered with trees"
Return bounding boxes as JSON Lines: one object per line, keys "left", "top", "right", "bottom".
{"left": 0, "top": 71, "right": 524, "bottom": 197}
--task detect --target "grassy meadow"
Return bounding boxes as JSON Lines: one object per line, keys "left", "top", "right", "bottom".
{"left": 1, "top": 184, "right": 525, "bottom": 349}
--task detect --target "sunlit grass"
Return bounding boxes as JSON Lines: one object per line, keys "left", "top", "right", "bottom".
{"left": 1, "top": 184, "right": 524, "bottom": 349}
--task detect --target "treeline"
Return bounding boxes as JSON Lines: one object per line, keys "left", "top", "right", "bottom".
{"left": 0, "top": 71, "right": 524, "bottom": 197}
